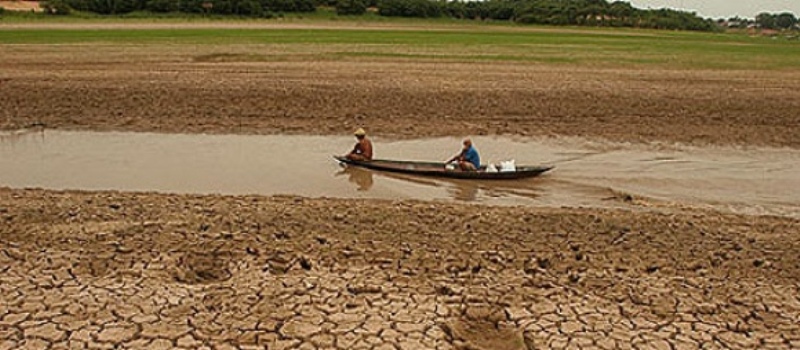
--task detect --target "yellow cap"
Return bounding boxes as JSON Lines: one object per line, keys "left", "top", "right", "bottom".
{"left": 354, "top": 128, "right": 366, "bottom": 136}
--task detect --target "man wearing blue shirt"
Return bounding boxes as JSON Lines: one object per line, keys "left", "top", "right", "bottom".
{"left": 447, "top": 138, "right": 480, "bottom": 171}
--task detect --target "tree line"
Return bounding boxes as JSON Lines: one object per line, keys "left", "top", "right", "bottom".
{"left": 43, "top": 0, "right": 316, "bottom": 16}
{"left": 374, "top": 0, "right": 717, "bottom": 31}
{"left": 717, "top": 13, "right": 798, "bottom": 31}
{"left": 754, "top": 12, "right": 798, "bottom": 30}
{"left": 35, "top": 0, "right": 774, "bottom": 32}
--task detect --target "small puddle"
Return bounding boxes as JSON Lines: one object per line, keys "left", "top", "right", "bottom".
{"left": 1, "top": 130, "right": 798, "bottom": 218}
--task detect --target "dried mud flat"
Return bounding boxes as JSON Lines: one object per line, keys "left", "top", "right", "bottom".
{"left": 1, "top": 188, "right": 799, "bottom": 349}
{"left": 1, "top": 43, "right": 800, "bottom": 147}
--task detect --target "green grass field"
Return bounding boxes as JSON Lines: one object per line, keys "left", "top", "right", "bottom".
{"left": 1, "top": 13, "right": 799, "bottom": 70}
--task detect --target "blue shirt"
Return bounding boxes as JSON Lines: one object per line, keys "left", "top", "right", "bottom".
{"left": 463, "top": 146, "right": 480, "bottom": 169}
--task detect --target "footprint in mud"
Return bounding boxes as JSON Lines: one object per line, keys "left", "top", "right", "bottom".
{"left": 441, "top": 305, "right": 527, "bottom": 350}
{"left": 174, "top": 252, "right": 232, "bottom": 284}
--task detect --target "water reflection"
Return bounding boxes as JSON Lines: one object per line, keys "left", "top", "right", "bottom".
{"left": 449, "top": 180, "right": 479, "bottom": 202}
{"left": 335, "top": 166, "right": 374, "bottom": 191}
{"left": 0, "top": 128, "right": 45, "bottom": 144}
{"left": 379, "top": 171, "right": 480, "bottom": 202}
{"left": 335, "top": 166, "right": 530, "bottom": 203}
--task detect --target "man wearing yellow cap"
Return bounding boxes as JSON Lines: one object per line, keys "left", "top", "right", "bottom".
{"left": 346, "top": 128, "right": 373, "bottom": 161}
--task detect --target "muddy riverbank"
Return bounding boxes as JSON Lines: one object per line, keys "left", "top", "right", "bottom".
{"left": 2, "top": 46, "right": 799, "bottom": 148}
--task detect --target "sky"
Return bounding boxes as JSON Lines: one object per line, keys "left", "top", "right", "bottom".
{"left": 626, "top": 0, "right": 800, "bottom": 19}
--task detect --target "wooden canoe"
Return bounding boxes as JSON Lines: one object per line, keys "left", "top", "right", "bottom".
{"left": 334, "top": 156, "right": 553, "bottom": 180}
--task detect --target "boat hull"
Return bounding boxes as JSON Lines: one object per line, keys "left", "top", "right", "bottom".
{"left": 334, "top": 156, "right": 553, "bottom": 180}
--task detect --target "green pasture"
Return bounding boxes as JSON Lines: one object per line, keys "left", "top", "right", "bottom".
{"left": 1, "top": 17, "right": 798, "bottom": 70}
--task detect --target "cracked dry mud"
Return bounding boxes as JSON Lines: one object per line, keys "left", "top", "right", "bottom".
{"left": 2, "top": 44, "right": 800, "bottom": 148}
{"left": 1, "top": 188, "right": 798, "bottom": 349}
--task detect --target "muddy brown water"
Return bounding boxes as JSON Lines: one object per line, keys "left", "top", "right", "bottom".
{"left": 1, "top": 130, "right": 798, "bottom": 218}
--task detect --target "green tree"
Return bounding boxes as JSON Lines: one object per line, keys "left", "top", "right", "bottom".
{"left": 378, "top": 0, "right": 442, "bottom": 18}
{"left": 608, "top": 1, "right": 634, "bottom": 26}
{"left": 146, "top": 0, "right": 178, "bottom": 12}
{"left": 485, "top": 0, "right": 514, "bottom": 21}
{"left": 241, "top": 0, "right": 265, "bottom": 16}
{"left": 86, "top": 0, "right": 139, "bottom": 14}
{"left": 177, "top": 0, "right": 202, "bottom": 12}
{"left": 260, "top": 0, "right": 314, "bottom": 12}
{"left": 756, "top": 12, "right": 776, "bottom": 29}
{"left": 294, "top": 0, "right": 315, "bottom": 12}
{"left": 42, "top": 0, "right": 73, "bottom": 14}
{"left": 443, "top": 0, "right": 466, "bottom": 19}
{"left": 775, "top": 12, "right": 798, "bottom": 30}
{"left": 580, "top": 4, "right": 605, "bottom": 26}
{"left": 314, "top": 0, "right": 337, "bottom": 6}
{"left": 337, "top": 0, "right": 367, "bottom": 15}
{"left": 65, "top": 0, "right": 89, "bottom": 10}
